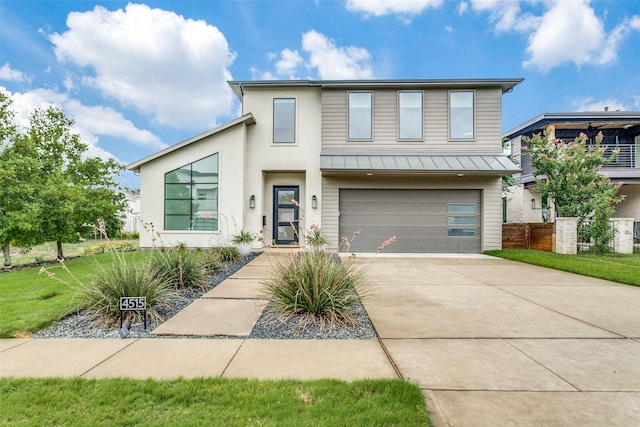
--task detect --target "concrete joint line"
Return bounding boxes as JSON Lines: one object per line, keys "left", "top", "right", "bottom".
{"left": 220, "top": 339, "right": 247, "bottom": 378}
{"left": 495, "top": 287, "right": 627, "bottom": 339}
{"left": 502, "top": 339, "right": 581, "bottom": 392}
{"left": 377, "top": 339, "right": 404, "bottom": 380}
{"left": 80, "top": 338, "right": 140, "bottom": 378}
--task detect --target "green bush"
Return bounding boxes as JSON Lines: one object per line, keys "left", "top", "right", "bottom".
{"left": 77, "top": 260, "right": 179, "bottom": 326}
{"left": 148, "top": 249, "right": 208, "bottom": 289}
{"left": 261, "top": 251, "right": 365, "bottom": 327}
{"left": 82, "top": 240, "right": 137, "bottom": 255}
{"left": 210, "top": 246, "right": 242, "bottom": 263}
{"left": 200, "top": 249, "right": 224, "bottom": 274}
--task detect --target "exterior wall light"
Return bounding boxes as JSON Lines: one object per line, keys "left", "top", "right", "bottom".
{"left": 311, "top": 195, "right": 318, "bottom": 209}
{"left": 249, "top": 195, "right": 256, "bottom": 209}
{"left": 531, "top": 198, "right": 536, "bottom": 209}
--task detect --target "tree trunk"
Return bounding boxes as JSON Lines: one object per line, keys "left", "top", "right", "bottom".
{"left": 3, "top": 240, "right": 11, "bottom": 269}
{"left": 56, "top": 240, "right": 65, "bottom": 261}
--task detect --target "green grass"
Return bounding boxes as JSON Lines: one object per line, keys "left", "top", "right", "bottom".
{"left": 0, "top": 252, "right": 151, "bottom": 337}
{"left": 484, "top": 250, "right": 640, "bottom": 286}
{"left": 7, "top": 239, "right": 138, "bottom": 266}
{"left": 0, "top": 377, "right": 431, "bottom": 426}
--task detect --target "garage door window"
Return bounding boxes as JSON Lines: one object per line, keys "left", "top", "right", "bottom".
{"left": 447, "top": 203, "right": 477, "bottom": 237}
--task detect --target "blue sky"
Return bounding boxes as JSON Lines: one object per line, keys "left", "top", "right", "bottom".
{"left": 1, "top": 0, "right": 639, "bottom": 188}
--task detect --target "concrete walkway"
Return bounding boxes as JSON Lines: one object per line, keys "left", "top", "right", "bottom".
{"left": 2, "top": 253, "right": 639, "bottom": 426}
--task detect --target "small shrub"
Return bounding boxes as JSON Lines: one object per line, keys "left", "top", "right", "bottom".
{"left": 77, "top": 261, "right": 179, "bottom": 326}
{"left": 202, "top": 250, "right": 224, "bottom": 274}
{"left": 83, "top": 241, "right": 137, "bottom": 255}
{"left": 261, "top": 251, "right": 366, "bottom": 327}
{"left": 210, "top": 246, "right": 242, "bottom": 263}
{"left": 149, "top": 249, "right": 208, "bottom": 289}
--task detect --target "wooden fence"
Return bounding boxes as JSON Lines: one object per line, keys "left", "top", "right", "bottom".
{"left": 502, "top": 223, "right": 555, "bottom": 252}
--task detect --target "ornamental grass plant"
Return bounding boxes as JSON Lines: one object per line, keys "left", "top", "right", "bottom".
{"left": 260, "top": 250, "right": 366, "bottom": 328}
{"left": 148, "top": 247, "right": 208, "bottom": 289}
{"left": 76, "top": 260, "right": 180, "bottom": 326}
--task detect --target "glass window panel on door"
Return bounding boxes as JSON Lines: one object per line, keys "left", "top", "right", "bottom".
{"left": 273, "top": 186, "right": 299, "bottom": 245}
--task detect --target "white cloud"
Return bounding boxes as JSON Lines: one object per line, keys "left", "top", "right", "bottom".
{"left": 345, "top": 0, "right": 443, "bottom": 17}
{"left": 572, "top": 96, "right": 630, "bottom": 112}
{"left": 275, "top": 49, "right": 304, "bottom": 78}
{"left": 469, "top": 0, "right": 539, "bottom": 33}
{"left": 0, "top": 63, "right": 32, "bottom": 83}
{"left": 523, "top": 0, "right": 605, "bottom": 71}
{"left": 301, "top": 30, "right": 373, "bottom": 79}
{"left": 457, "top": 1, "right": 469, "bottom": 15}
{"left": 49, "top": 3, "right": 236, "bottom": 130}
{"left": 261, "top": 30, "right": 373, "bottom": 80}
{"left": 1, "top": 87, "right": 166, "bottom": 161}
{"left": 469, "top": 0, "right": 640, "bottom": 72}
{"left": 599, "top": 16, "right": 640, "bottom": 65}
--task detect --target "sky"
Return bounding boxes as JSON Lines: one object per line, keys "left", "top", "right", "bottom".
{"left": 1, "top": 0, "right": 639, "bottom": 188}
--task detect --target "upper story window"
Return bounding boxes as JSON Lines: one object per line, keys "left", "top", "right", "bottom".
{"left": 348, "top": 92, "right": 372, "bottom": 140}
{"left": 398, "top": 91, "right": 423, "bottom": 140}
{"left": 449, "top": 91, "right": 474, "bottom": 140}
{"left": 273, "top": 98, "right": 295, "bottom": 143}
{"left": 164, "top": 153, "right": 218, "bottom": 231}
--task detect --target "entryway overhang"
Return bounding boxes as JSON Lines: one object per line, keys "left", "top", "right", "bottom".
{"left": 320, "top": 153, "right": 520, "bottom": 176}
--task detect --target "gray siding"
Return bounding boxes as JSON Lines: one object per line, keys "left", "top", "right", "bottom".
{"left": 321, "top": 87, "right": 503, "bottom": 153}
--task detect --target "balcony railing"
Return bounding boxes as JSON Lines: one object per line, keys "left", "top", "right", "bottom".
{"left": 519, "top": 143, "right": 639, "bottom": 179}
{"left": 585, "top": 142, "right": 638, "bottom": 169}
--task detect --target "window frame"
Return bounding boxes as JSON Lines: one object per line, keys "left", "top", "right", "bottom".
{"left": 164, "top": 153, "right": 219, "bottom": 231}
{"left": 272, "top": 98, "right": 296, "bottom": 144}
{"left": 448, "top": 90, "right": 475, "bottom": 141}
{"left": 446, "top": 203, "right": 479, "bottom": 239}
{"left": 397, "top": 91, "right": 424, "bottom": 141}
{"left": 347, "top": 91, "right": 373, "bottom": 141}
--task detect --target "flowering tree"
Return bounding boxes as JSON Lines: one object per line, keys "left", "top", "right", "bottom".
{"left": 523, "top": 132, "right": 624, "bottom": 254}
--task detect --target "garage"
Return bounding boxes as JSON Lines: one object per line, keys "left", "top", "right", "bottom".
{"left": 339, "top": 189, "right": 481, "bottom": 253}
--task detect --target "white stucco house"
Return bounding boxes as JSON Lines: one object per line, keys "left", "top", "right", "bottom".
{"left": 127, "top": 79, "right": 522, "bottom": 253}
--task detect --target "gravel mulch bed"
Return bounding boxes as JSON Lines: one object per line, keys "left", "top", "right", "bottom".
{"left": 33, "top": 253, "right": 378, "bottom": 340}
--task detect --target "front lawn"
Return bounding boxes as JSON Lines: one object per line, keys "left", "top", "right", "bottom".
{"left": 0, "top": 377, "right": 431, "bottom": 426}
{"left": 0, "top": 252, "right": 150, "bottom": 338}
{"left": 7, "top": 239, "right": 138, "bottom": 266}
{"left": 484, "top": 250, "right": 640, "bottom": 286}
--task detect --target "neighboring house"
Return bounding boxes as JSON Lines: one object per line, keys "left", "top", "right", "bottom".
{"left": 121, "top": 190, "right": 141, "bottom": 234}
{"left": 127, "top": 79, "right": 522, "bottom": 253}
{"left": 504, "top": 112, "right": 640, "bottom": 224}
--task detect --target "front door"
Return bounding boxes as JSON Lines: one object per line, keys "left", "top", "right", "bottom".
{"left": 273, "top": 186, "right": 299, "bottom": 245}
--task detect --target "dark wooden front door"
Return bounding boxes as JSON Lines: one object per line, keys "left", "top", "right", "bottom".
{"left": 273, "top": 186, "right": 299, "bottom": 245}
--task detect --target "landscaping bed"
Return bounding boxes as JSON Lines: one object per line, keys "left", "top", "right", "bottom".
{"left": 31, "top": 252, "right": 378, "bottom": 340}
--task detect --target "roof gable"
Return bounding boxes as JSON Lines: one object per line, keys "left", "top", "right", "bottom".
{"left": 127, "top": 113, "right": 255, "bottom": 173}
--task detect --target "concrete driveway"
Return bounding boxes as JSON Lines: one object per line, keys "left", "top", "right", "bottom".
{"left": 355, "top": 254, "right": 640, "bottom": 426}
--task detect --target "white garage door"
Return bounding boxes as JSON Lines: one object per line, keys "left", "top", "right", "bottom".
{"left": 339, "top": 189, "right": 481, "bottom": 253}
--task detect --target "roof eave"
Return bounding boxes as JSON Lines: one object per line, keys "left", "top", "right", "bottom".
{"left": 504, "top": 111, "right": 640, "bottom": 139}
{"left": 126, "top": 113, "right": 256, "bottom": 173}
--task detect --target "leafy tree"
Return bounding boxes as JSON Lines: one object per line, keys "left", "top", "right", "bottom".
{"left": 524, "top": 132, "right": 624, "bottom": 254}
{"left": 0, "top": 95, "right": 126, "bottom": 265}
{"left": 26, "top": 106, "right": 126, "bottom": 260}
{"left": 0, "top": 94, "right": 43, "bottom": 267}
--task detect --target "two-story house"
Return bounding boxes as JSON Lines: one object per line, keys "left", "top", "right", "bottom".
{"left": 127, "top": 79, "right": 522, "bottom": 253}
{"left": 504, "top": 112, "right": 640, "bottom": 226}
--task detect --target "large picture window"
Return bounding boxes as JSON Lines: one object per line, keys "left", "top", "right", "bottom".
{"left": 398, "top": 91, "right": 423, "bottom": 140}
{"left": 273, "top": 98, "right": 295, "bottom": 143}
{"left": 164, "top": 153, "right": 218, "bottom": 230}
{"left": 449, "top": 91, "right": 474, "bottom": 140}
{"left": 348, "top": 92, "right": 372, "bottom": 140}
